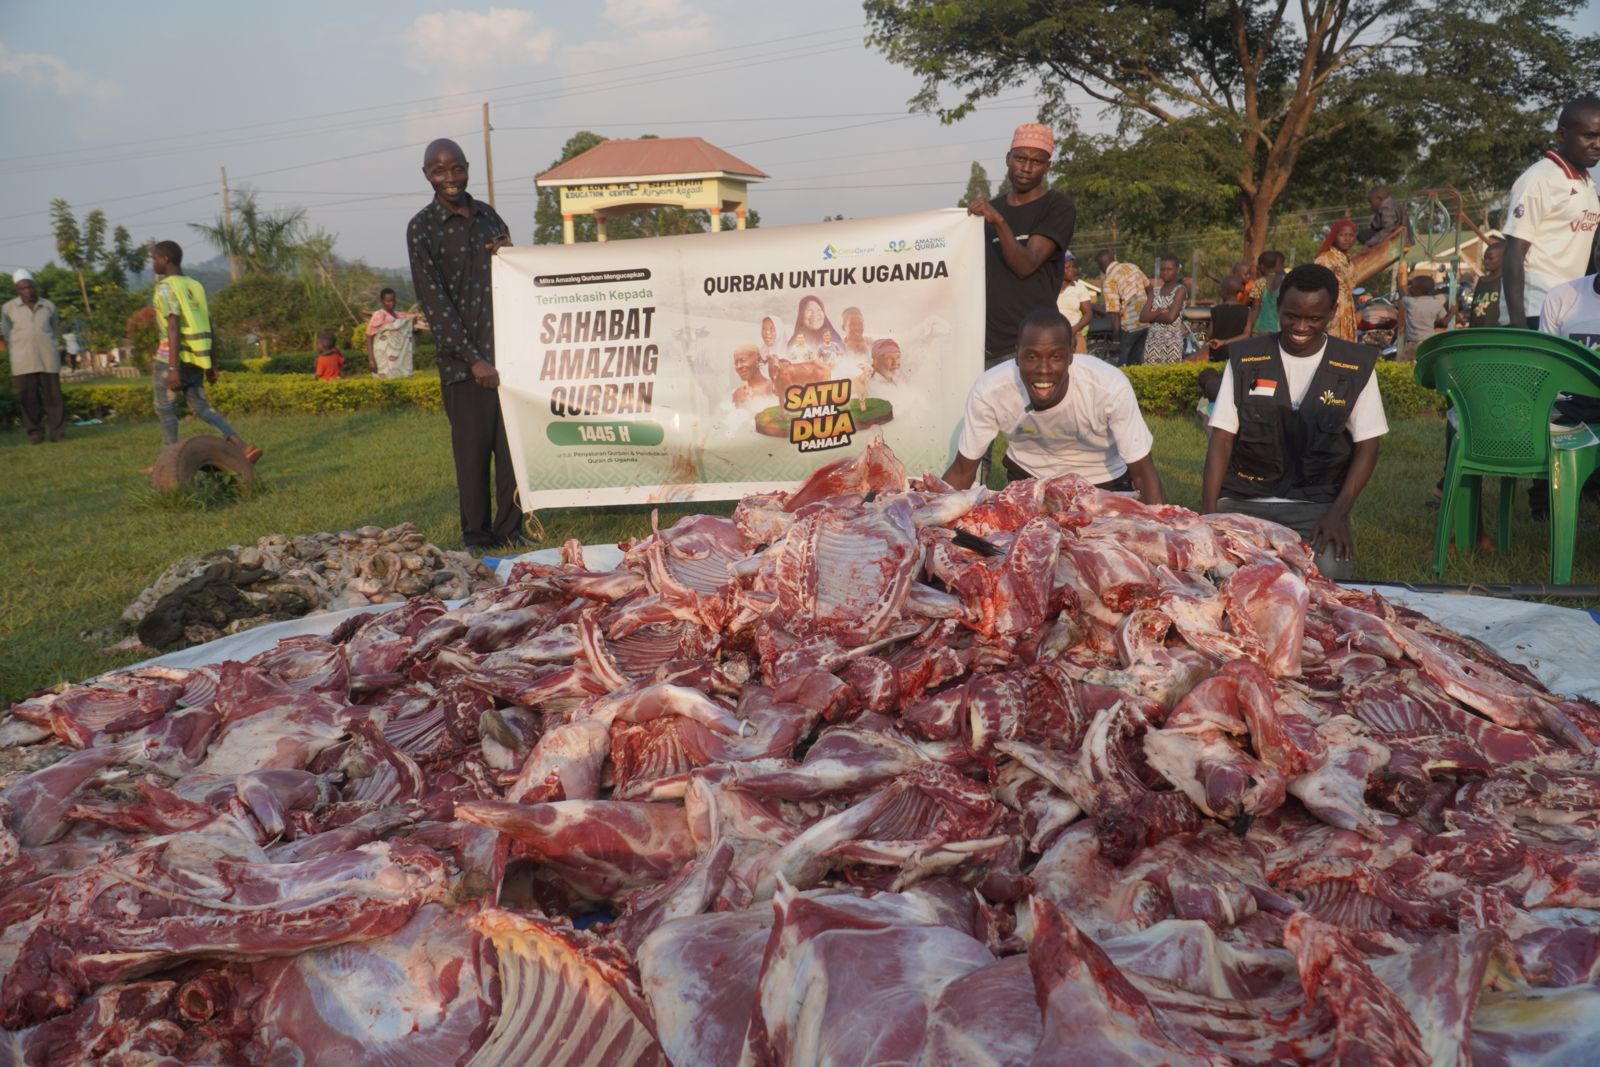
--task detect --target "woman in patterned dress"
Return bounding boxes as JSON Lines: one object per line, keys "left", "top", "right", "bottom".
{"left": 1314, "top": 219, "right": 1359, "bottom": 341}
{"left": 1138, "top": 256, "right": 1188, "bottom": 363}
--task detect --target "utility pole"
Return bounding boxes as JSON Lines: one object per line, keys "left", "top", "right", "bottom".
{"left": 220, "top": 167, "right": 239, "bottom": 284}
{"left": 482, "top": 103, "right": 496, "bottom": 209}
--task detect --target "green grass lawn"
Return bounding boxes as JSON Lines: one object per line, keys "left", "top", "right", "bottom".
{"left": 3, "top": 411, "right": 1597, "bottom": 703}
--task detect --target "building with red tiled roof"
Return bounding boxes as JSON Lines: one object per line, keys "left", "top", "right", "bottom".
{"left": 535, "top": 137, "right": 767, "bottom": 243}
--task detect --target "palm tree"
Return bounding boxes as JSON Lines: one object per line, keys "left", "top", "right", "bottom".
{"left": 51, "top": 199, "right": 105, "bottom": 316}
{"left": 190, "top": 189, "right": 308, "bottom": 277}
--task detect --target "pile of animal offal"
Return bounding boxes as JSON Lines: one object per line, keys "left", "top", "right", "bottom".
{"left": 4, "top": 439, "right": 1600, "bottom": 1066}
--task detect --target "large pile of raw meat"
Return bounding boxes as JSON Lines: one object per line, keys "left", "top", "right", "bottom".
{"left": 4, "top": 438, "right": 1600, "bottom": 1065}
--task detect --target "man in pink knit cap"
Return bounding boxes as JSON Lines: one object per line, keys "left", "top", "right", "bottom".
{"left": 966, "top": 123, "right": 1078, "bottom": 366}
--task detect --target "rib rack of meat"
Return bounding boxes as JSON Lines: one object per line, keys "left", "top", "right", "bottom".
{"left": 4, "top": 437, "right": 1599, "bottom": 1065}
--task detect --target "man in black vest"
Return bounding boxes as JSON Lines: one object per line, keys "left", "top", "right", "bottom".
{"left": 1200, "top": 263, "right": 1388, "bottom": 580}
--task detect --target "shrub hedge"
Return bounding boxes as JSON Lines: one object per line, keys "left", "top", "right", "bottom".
{"left": 170, "top": 338, "right": 438, "bottom": 379}
{"left": 225, "top": 339, "right": 438, "bottom": 376}
{"left": 48, "top": 358, "right": 1445, "bottom": 425}
{"left": 1121, "top": 360, "right": 1446, "bottom": 420}
{"left": 60, "top": 375, "right": 446, "bottom": 421}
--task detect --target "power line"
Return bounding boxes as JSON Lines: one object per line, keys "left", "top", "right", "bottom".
{"left": 0, "top": 34, "right": 875, "bottom": 228}
{"left": 0, "top": 134, "right": 474, "bottom": 231}
{"left": 0, "top": 214, "right": 219, "bottom": 255}
{"left": 0, "top": 194, "right": 216, "bottom": 246}
{"left": 1, "top": 35, "right": 866, "bottom": 180}
{"left": 0, "top": 86, "right": 1016, "bottom": 233}
{"left": 3, "top": 23, "right": 867, "bottom": 169}
{"left": 0, "top": 182, "right": 218, "bottom": 224}
{"left": 738, "top": 179, "right": 977, "bottom": 192}
{"left": 490, "top": 99, "right": 1027, "bottom": 135}
{"left": 496, "top": 110, "right": 910, "bottom": 132}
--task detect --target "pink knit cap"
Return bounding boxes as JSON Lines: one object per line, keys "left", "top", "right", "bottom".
{"left": 1010, "top": 123, "right": 1054, "bottom": 156}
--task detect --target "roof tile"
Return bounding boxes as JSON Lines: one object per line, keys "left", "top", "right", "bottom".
{"left": 537, "top": 137, "right": 768, "bottom": 184}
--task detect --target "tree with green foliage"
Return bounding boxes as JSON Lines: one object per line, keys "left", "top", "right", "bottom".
{"left": 191, "top": 189, "right": 380, "bottom": 353}
{"left": 955, "top": 162, "right": 990, "bottom": 208}
{"left": 32, "top": 208, "right": 151, "bottom": 355}
{"left": 191, "top": 189, "right": 310, "bottom": 277}
{"left": 534, "top": 132, "right": 761, "bottom": 245}
{"left": 1054, "top": 124, "right": 1238, "bottom": 255}
{"left": 209, "top": 274, "right": 307, "bottom": 357}
{"left": 126, "top": 306, "right": 161, "bottom": 369}
{"left": 110, "top": 225, "right": 149, "bottom": 280}
{"left": 47, "top": 203, "right": 153, "bottom": 291}
{"left": 51, "top": 199, "right": 104, "bottom": 318}
{"left": 865, "top": 0, "right": 1600, "bottom": 259}
{"left": 1388, "top": 12, "right": 1600, "bottom": 209}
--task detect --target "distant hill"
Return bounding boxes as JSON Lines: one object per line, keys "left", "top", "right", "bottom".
{"left": 169, "top": 255, "right": 415, "bottom": 303}
{"left": 187, "top": 254, "right": 233, "bottom": 294}
{"left": 115, "top": 254, "right": 228, "bottom": 293}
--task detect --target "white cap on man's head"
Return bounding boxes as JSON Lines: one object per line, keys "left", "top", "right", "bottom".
{"left": 12, "top": 269, "right": 33, "bottom": 284}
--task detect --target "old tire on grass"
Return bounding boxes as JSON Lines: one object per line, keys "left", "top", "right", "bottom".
{"left": 149, "top": 437, "right": 256, "bottom": 495}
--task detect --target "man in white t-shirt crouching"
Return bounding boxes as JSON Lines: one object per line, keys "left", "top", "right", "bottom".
{"left": 1202, "top": 263, "right": 1389, "bottom": 580}
{"left": 942, "top": 307, "right": 1167, "bottom": 503}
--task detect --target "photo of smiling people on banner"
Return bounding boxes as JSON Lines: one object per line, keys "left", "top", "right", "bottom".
{"left": 730, "top": 343, "right": 776, "bottom": 413}
{"left": 765, "top": 294, "right": 842, "bottom": 394}
{"left": 758, "top": 314, "right": 786, "bottom": 359}
{"left": 748, "top": 295, "right": 903, "bottom": 440}
{"left": 865, "top": 337, "right": 911, "bottom": 409}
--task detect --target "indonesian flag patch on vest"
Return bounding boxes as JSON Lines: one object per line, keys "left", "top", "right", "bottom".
{"left": 1250, "top": 378, "right": 1278, "bottom": 397}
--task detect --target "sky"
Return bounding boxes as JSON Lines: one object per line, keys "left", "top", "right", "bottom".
{"left": 0, "top": 0, "right": 1084, "bottom": 273}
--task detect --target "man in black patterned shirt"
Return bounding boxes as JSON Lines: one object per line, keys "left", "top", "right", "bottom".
{"left": 407, "top": 138, "right": 523, "bottom": 549}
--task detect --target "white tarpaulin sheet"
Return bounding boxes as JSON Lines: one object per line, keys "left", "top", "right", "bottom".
{"left": 1353, "top": 584, "right": 1600, "bottom": 702}
{"left": 127, "top": 602, "right": 424, "bottom": 671}
{"left": 125, "top": 563, "right": 1600, "bottom": 702}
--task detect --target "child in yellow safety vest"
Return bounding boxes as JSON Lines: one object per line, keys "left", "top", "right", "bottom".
{"left": 150, "top": 240, "right": 261, "bottom": 463}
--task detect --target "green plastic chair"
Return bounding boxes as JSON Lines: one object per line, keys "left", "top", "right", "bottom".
{"left": 1415, "top": 328, "right": 1600, "bottom": 583}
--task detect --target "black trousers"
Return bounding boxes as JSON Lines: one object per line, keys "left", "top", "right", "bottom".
{"left": 441, "top": 380, "right": 520, "bottom": 548}
{"left": 14, "top": 372, "right": 65, "bottom": 442}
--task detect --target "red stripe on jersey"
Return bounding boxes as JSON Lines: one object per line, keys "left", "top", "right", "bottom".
{"left": 1544, "top": 150, "right": 1583, "bottom": 181}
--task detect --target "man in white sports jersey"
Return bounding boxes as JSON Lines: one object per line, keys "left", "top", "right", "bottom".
{"left": 1500, "top": 95, "right": 1600, "bottom": 518}
{"left": 942, "top": 307, "right": 1167, "bottom": 503}
{"left": 1502, "top": 95, "right": 1600, "bottom": 329}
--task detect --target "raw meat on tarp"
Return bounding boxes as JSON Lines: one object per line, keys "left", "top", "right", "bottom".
{"left": 0, "top": 437, "right": 1596, "bottom": 1065}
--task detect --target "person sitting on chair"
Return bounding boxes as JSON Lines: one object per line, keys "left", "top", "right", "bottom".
{"left": 1201, "top": 263, "right": 1388, "bottom": 580}
{"left": 1539, "top": 270, "right": 1600, "bottom": 458}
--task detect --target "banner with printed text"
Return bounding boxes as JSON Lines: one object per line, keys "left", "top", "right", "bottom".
{"left": 492, "top": 209, "right": 984, "bottom": 509}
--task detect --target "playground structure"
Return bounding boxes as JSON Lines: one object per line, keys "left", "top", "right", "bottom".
{"left": 1350, "top": 187, "right": 1499, "bottom": 312}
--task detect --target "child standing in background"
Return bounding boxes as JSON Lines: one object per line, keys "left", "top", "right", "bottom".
{"left": 314, "top": 331, "right": 345, "bottom": 380}
{"left": 1247, "top": 250, "right": 1286, "bottom": 335}
{"left": 150, "top": 240, "right": 262, "bottom": 463}
{"left": 1398, "top": 275, "right": 1450, "bottom": 362}
{"left": 366, "top": 287, "right": 416, "bottom": 378}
